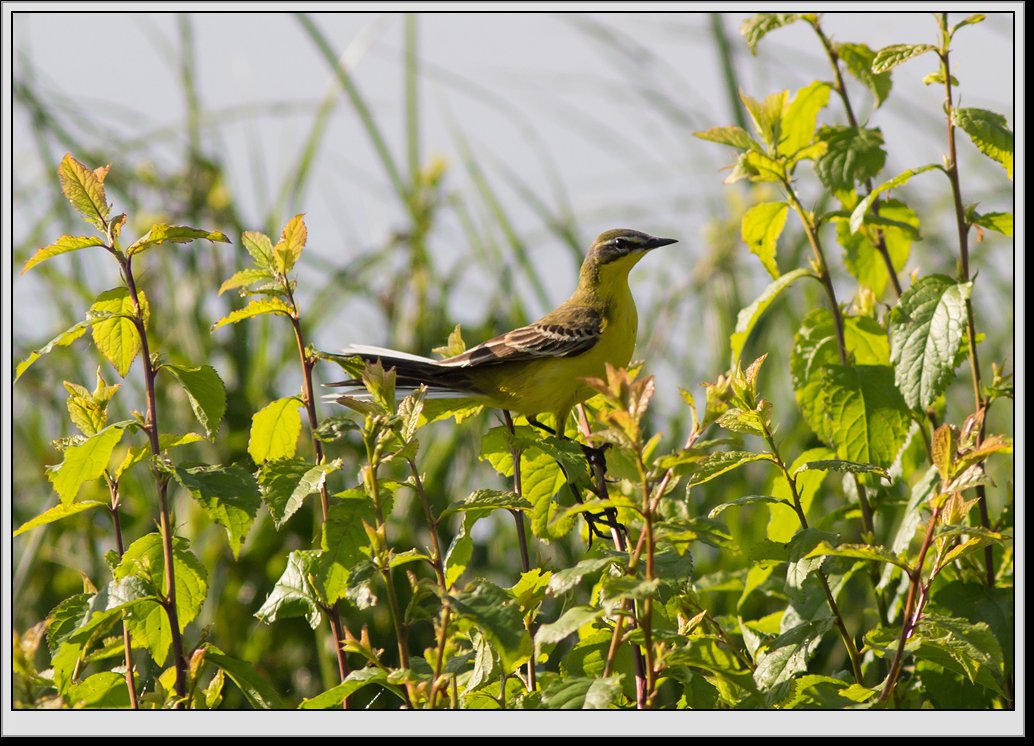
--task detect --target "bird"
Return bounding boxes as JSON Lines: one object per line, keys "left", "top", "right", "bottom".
{"left": 325, "top": 228, "right": 677, "bottom": 434}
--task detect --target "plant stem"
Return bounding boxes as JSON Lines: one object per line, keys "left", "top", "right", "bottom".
{"left": 502, "top": 411, "right": 535, "bottom": 693}
{"left": 106, "top": 475, "right": 139, "bottom": 709}
{"left": 761, "top": 423, "right": 865, "bottom": 685}
{"left": 937, "top": 14, "right": 994, "bottom": 587}
{"left": 122, "top": 254, "right": 187, "bottom": 705}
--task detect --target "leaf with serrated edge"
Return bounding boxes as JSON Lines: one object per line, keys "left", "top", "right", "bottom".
{"left": 164, "top": 364, "right": 227, "bottom": 438}
{"left": 820, "top": 364, "right": 911, "bottom": 468}
{"left": 871, "top": 43, "right": 937, "bottom": 74}
{"left": 248, "top": 398, "right": 302, "bottom": 464}
{"left": 58, "top": 154, "right": 110, "bottom": 229}
{"left": 89, "top": 288, "right": 148, "bottom": 378}
{"left": 14, "top": 500, "right": 107, "bottom": 536}
{"left": 741, "top": 202, "right": 787, "bottom": 279}
{"left": 127, "top": 224, "right": 229, "bottom": 256}
{"left": 211, "top": 298, "right": 293, "bottom": 330}
{"left": 22, "top": 235, "right": 106, "bottom": 274}
{"left": 218, "top": 268, "right": 274, "bottom": 296}
{"left": 954, "top": 108, "right": 1013, "bottom": 179}
{"left": 274, "top": 214, "right": 307, "bottom": 274}
{"left": 48, "top": 423, "right": 128, "bottom": 505}
{"left": 850, "top": 164, "right": 940, "bottom": 233}
{"left": 172, "top": 464, "right": 260, "bottom": 558}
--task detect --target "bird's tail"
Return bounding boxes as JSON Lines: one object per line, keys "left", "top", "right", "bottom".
{"left": 322, "top": 344, "right": 479, "bottom": 403}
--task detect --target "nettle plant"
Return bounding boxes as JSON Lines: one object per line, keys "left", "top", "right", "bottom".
{"left": 12, "top": 12, "right": 1013, "bottom": 712}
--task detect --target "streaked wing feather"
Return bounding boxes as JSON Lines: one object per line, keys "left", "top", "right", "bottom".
{"left": 440, "top": 308, "right": 602, "bottom": 367}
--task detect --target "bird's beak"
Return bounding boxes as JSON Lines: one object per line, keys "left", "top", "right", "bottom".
{"left": 645, "top": 236, "right": 678, "bottom": 250}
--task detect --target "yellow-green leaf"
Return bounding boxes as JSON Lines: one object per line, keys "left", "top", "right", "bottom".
{"left": 127, "top": 224, "right": 230, "bottom": 257}
{"left": 274, "top": 214, "right": 307, "bottom": 274}
{"left": 14, "top": 500, "right": 108, "bottom": 536}
{"left": 248, "top": 398, "right": 302, "bottom": 464}
{"left": 211, "top": 298, "right": 293, "bottom": 330}
{"left": 89, "top": 288, "right": 148, "bottom": 377}
{"left": 21, "top": 235, "right": 106, "bottom": 274}
{"left": 47, "top": 423, "right": 129, "bottom": 505}
{"left": 58, "top": 154, "right": 110, "bottom": 230}
{"left": 241, "top": 231, "right": 275, "bottom": 270}
{"left": 218, "top": 268, "right": 273, "bottom": 296}
{"left": 741, "top": 201, "right": 788, "bottom": 279}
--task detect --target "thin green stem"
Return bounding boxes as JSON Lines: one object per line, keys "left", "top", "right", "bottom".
{"left": 502, "top": 411, "right": 535, "bottom": 693}
{"left": 106, "top": 475, "right": 139, "bottom": 710}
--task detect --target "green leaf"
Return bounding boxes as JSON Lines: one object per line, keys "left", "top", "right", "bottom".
{"left": 299, "top": 668, "right": 405, "bottom": 709}
{"left": 753, "top": 618, "right": 833, "bottom": 690}
{"left": 313, "top": 415, "right": 360, "bottom": 443}
{"left": 439, "top": 488, "right": 532, "bottom": 519}
{"left": 241, "top": 231, "right": 275, "bottom": 270}
{"left": 968, "top": 210, "right": 1012, "bottom": 236}
{"left": 741, "top": 202, "right": 787, "bottom": 279}
{"left": 836, "top": 42, "right": 892, "bottom": 108}
{"left": 791, "top": 309, "right": 890, "bottom": 441}
{"left": 67, "top": 672, "right": 131, "bottom": 709}
{"left": 739, "top": 13, "right": 805, "bottom": 54}
{"left": 839, "top": 198, "right": 917, "bottom": 298}
{"left": 541, "top": 675, "right": 623, "bottom": 709}
{"left": 767, "top": 447, "right": 834, "bottom": 543}
{"left": 257, "top": 458, "right": 313, "bottom": 529}
{"left": 793, "top": 459, "right": 889, "bottom": 479}
{"left": 914, "top": 614, "right": 1004, "bottom": 693}
{"left": 771, "top": 674, "right": 876, "bottom": 708}
{"left": 21, "top": 235, "right": 106, "bottom": 274}
{"left": 680, "top": 450, "right": 776, "bottom": 488}
{"left": 114, "top": 432, "right": 204, "bottom": 480}
{"left": 444, "top": 511, "right": 480, "bottom": 590}
{"left": 953, "top": 108, "right": 1013, "bottom": 178}
{"left": 255, "top": 549, "right": 324, "bottom": 630}
{"left": 164, "top": 364, "right": 227, "bottom": 438}
{"left": 115, "top": 533, "right": 208, "bottom": 630}
{"left": 57, "top": 154, "right": 110, "bottom": 230}
{"left": 871, "top": 43, "right": 937, "bottom": 73}
{"left": 815, "top": 126, "right": 887, "bottom": 192}
{"left": 889, "top": 274, "right": 972, "bottom": 409}
{"left": 708, "top": 495, "right": 790, "bottom": 520}
{"left": 782, "top": 81, "right": 832, "bottom": 157}
{"left": 450, "top": 580, "right": 531, "bottom": 670}
{"left": 205, "top": 645, "right": 284, "bottom": 709}
{"left": 15, "top": 318, "right": 100, "bottom": 383}
{"left": 850, "top": 164, "right": 941, "bottom": 233}
{"left": 820, "top": 364, "right": 912, "bottom": 468}
{"left": 692, "top": 125, "right": 760, "bottom": 151}
{"left": 218, "top": 268, "right": 275, "bottom": 296}
{"left": 127, "top": 224, "right": 230, "bottom": 257}
{"left": 922, "top": 70, "right": 959, "bottom": 87}
{"left": 321, "top": 495, "right": 376, "bottom": 603}
{"left": 211, "top": 298, "right": 293, "bottom": 330}
{"left": 951, "top": 14, "right": 986, "bottom": 35}
{"left": 45, "top": 593, "right": 92, "bottom": 653}
{"left": 172, "top": 464, "right": 260, "bottom": 558}
{"left": 248, "top": 397, "right": 302, "bottom": 464}
{"left": 89, "top": 288, "right": 147, "bottom": 378}
{"left": 805, "top": 540, "right": 912, "bottom": 573}
{"left": 47, "top": 422, "right": 129, "bottom": 505}
{"left": 273, "top": 214, "right": 307, "bottom": 274}
{"left": 740, "top": 90, "right": 788, "bottom": 149}
{"left": 14, "top": 500, "right": 107, "bottom": 536}
{"left": 730, "top": 268, "right": 812, "bottom": 365}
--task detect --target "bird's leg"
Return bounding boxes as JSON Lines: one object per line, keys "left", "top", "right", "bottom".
{"left": 527, "top": 416, "right": 625, "bottom": 542}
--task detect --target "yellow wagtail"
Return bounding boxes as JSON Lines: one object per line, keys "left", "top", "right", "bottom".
{"left": 326, "top": 228, "right": 676, "bottom": 432}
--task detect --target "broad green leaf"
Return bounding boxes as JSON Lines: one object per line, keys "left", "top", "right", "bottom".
{"left": 692, "top": 125, "right": 760, "bottom": 151}
{"left": 14, "top": 500, "right": 107, "bottom": 536}
{"left": 205, "top": 645, "right": 284, "bottom": 709}
{"left": 889, "top": 274, "right": 972, "bottom": 409}
{"left": 741, "top": 201, "right": 787, "bottom": 279}
{"left": 730, "top": 267, "right": 812, "bottom": 364}
{"left": 681, "top": 450, "right": 776, "bottom": 488}
{"left": 815, "top": 126, "right": 886, "bottom": 191}
{"left": 836, "top": 42, "right": 892, "bottom": 108}
{"left": 257, "top": 458, "right": 313, "bottom": 528}
{"left": 15, "top": 318, "right": 99, "bottom": 382}
{"left": 64, "top": 372, "right": 119, "bottom": 436}
{"left": 273, "top": 214, "right": 307, "bottom": 274}
{"left": 163, "top": 364, "right": 226, "bottom": 438}
{"left": 299, "top": 668, "right": 404, "bottom": 709}
{"left": 793, "top": 459, "right": 889, "bottom": 479}
{"left": 771, "top": 674, "right": 876, "bottom": 708}
{"left": 248, "top": 397, "right": 302, "bottom": 464}
{"left": 968, "top": 210, "right": 1012, "bottom": 236}
{"left": 127, "top": 224, "right": 230, "bottom": 256}
{"left": 218, "top": 268, "right": 274, "bottom": 296}
{"left": 767, "top": 446, "right": 834, "bottom": 543}
{"left": 541, "top": 675, "right": 623, "bottom": 709}
{"left": 791, "top": 309, "right": 890, "bottom": 441}
{"left": 708, "top": 495, "right": 791, "bottom": 520}
{"left": 753, "top": 618, "right": 832, "bottom": 690}
{"left": 739, "top": 13, "right": 805, "bottom": 54}
{"left": 782, "top": 81, "right": 831, "bottom": 157}
{"left": 741, "top": 90, "right": 788, "bottom": 150}
{"left": 805, "top": 540, "right": 912, "bottom": 573}
{"left": 211, "top": 298, "right": 293, "bottom": 330}
{"left": 47, "top": 422, "right": 129, "bottom": 504}
{"left": 172, "top": 464, "right": 260, "bottom": 558}
{"left": 241, "top": 231, "right": 275, "bottom": 270}
{"left": 450, "top": 580, "right": 531, "bottom": 670}
{"left": 440, "top": 488, "right": 532, "bottom": 519}
{"left": 21, "top": 235, "right": 106, "bottom": 274}
{"left": 114, "top": 432, "right": 204, "bottom": 480}
{"left": 839, "top": 198, "right": 917, "bottom": 297}
{"left": 321, "top": 495, "right": 376, "bottom": 603}
{"left": 444, "top": 511, "right": 478, "bottom": 589}
{"left": 914, "top": 614, "right": 1004, "bottom": 694}
{"left": 90, "top": 288, "right": 148, "bottom": 377}
{"left": 786, "top": 528, "right": 839, "bottom": 618}
{"left": 45, "top": 593, "right": 92, "bottom": 653}
{"left": 126, "top": 600, "right": 171, "bottom": 666}
{"left": 850, "top": 164, "right": 941, "bottom": 233}
{"left": 67, "top": 672, "right": 131, "bottom": 709}
{"left": 115, "top": 533, "right": 208, "bottom": 630}
{"left": 58, "top": 153, "right": 110, "bottom": 230}
{"left": 255, "top": 549, "right": 324, "bottom": 629}
{"left": 871, "top": 43, "right": 937, "bottom": 73}
{"left": 954, "top": 108, "right": 1013, "bottom": 178}
{"left": 510, "top": 568, "right": 552, "bottom": 611}
{"left": 820, "top": 364, "right": 912, "bottom": 468}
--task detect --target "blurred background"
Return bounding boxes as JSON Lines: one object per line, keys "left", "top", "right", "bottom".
{"left": 10, "top": 11, "right": 1016, "bottom": 706}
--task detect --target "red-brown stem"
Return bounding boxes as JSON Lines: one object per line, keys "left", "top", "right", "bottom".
{"left": 122, "top": 256, "right": 187, "bottom": 705}
{"left": 938, "top": 19, "right": 995, "bottom": 586}
{"left": 106, "top": 476, "right": 139, "bottom": 709}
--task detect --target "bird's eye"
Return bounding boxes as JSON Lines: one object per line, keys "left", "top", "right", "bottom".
{"left": 613, "top": 238, "right": 627, "bottom": 250}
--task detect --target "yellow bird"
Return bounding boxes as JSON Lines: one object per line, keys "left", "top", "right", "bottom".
{"left": 326, "top": 228, "right": 676, "bottom": 432}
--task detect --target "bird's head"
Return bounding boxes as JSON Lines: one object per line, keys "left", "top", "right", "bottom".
{"left": 579, "top": 229, "right": 678, "bottom": 288}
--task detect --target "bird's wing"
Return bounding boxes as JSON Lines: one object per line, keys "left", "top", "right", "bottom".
{"left": 439, "top": 306, "right": 603, "bottom": 367}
